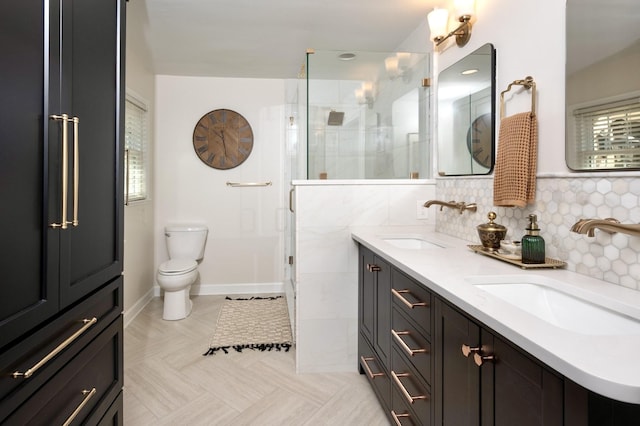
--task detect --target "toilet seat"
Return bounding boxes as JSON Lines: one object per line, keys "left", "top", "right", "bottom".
{"left": 158, "top": 259, "right": 197, "bottom": 275}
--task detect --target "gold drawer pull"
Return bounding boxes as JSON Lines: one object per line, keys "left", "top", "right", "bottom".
{"left": 391, "top": 371, "right": 428, "bottom": 405}
{"left": 366, "top": 263, "right": 381, "bottom": 272}
{"left": 474, "top": 352, "right": 496, "bottom": 367}
{"left": 391, "top": 329, "right": 428, "bottom": 357}
{"left": 461, "top": 343, "right": 481, "bottom": 357}
{"left": 391, "top": 410, "right": 411, "bottom": 426}
{"left": 12, "top": 317, "right": 98, "bottom": 379}
{"left": 63, "top": 388, "right": 96, "bottom": 426}
{"left": 392, "top": 288, "right": 428, "bottom": 309}
{"left": 360, "top": 356, "right": 385, "bottom": 379}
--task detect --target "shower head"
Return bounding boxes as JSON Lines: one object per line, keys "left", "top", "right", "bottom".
{"left": 327, "top": 111, "right": 345, "bottom": 126}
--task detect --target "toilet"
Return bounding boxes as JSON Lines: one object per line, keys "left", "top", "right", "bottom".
{"left": 157, "top": 224, "right": 208, "bottom": 320}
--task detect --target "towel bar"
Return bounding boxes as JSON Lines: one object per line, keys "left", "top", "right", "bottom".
{"left": 226, "top": 181, "right": 272, "bottom": 187}
{"left": 500, "top": 76, "right": 536, "bottom": 119}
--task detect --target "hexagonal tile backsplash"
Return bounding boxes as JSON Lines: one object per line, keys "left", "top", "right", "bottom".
{"left": 435, "top": 176, "right": 640, "bottom": 290}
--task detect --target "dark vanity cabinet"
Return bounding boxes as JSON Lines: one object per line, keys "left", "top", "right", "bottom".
{"left": 359, "top": 246, "right": 392, "bottom": 409}
{"left": 0, "top": 0, "right": 125, "bottom": 423}
{"left": 357, "top": 244, "right": 640, "bottom": 426}
{"left": 434, "top": 299, "right": 563, "bottom": 426}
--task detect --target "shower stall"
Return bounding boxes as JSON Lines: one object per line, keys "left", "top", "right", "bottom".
{"left": 302, "top": 49, "right": 431, "bottom": 180}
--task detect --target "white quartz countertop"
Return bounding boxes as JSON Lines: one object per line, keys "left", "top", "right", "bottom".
{"left": 351, "top": 225, "right": 640, "bottom": 404}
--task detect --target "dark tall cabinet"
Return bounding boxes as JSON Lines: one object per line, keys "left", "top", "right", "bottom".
{"left": 0, "top": 0, "right": 125, "bottom": 422}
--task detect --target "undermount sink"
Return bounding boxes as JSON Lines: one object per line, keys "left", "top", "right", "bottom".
{"left": 466, "top": 275, "right": 640, "bottom": 335}
{"left": 379, "top": 235, "right": 444, "bottom": 250}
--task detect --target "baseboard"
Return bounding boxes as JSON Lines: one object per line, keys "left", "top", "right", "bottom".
{"left": 152, "top": 282, "right": 285, "bottom": 297}
{"left": 123, "top": 287, "right": 154, "bottom": 329}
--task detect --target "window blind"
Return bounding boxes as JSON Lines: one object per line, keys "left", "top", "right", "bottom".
{"left": 125, "top": 96, "right": 148, "bottom": 202}
{"left": 572, "top": 97, "right": 640, "bottom": 169}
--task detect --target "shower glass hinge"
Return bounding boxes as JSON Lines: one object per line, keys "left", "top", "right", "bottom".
{"left": 288, "top": 256, "right": 294, "bottom": 265}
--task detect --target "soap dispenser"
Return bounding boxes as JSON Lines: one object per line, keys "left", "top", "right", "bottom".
{"left": 522, "top": 214, "right": 545, "bottom": 264}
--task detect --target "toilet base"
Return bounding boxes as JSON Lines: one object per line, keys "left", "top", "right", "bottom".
{"left": 162, "top": 288, "right": 193, "bottom": 320}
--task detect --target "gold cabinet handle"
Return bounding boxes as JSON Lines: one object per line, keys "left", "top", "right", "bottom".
{"left": 71, "top": 116, "right": 79, "bottom": 226}
{"left": 391, "top": 370, "right": 428, "bottom": 405}
{"left": 474, "top": 352, "right": 496, "bottom": 367}
{"left": 12, "top": 317, "right": 97, "bottom": 379}
{"left": 50, "top": 114, "right": 69, "bottom": 229}
{"left": 391, "top": 410, "right": 411, "bottom": 426}
{"left": 391, "top": 288, "right": 428, "bottom": 309}
{"left": 62, "top": 388, "right": 96, "bottom": 426}
{"left": 366, "top": 263, "right": 381, "bottom": 272}
{"left": 49, "top": 114, "right": 79, "bottom": 228}
{"left": 391, "top": 329, "right": 428, "bottom": 357}
{"left": 461, "top": 343, "right": 481, "bottom": 357}
{"left": 360, "top": 356, "right": 385, "bottom": 380}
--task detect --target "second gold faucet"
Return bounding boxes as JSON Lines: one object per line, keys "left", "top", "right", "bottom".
{"left": 424, "top": 200, "right": 477, "bottom": 214}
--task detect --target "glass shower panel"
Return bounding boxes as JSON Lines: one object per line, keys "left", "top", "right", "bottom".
{"left": 306, "top": 50, "right": 431, "bottom": 179}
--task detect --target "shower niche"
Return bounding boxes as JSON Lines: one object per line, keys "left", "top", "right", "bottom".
{"left": 304, "top": 50, "right": 431, "bottom": 180}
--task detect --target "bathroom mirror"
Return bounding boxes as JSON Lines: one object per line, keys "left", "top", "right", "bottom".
{"left": 437, "top": 43, "right": 496, "bottom": 176}
{"left": 566, "top": 0, "right": 640, "bottom": 170}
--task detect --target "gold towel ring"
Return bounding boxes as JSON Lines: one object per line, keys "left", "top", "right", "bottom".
{"left": 500, "top": 76, "right": 536, "bottom": 119}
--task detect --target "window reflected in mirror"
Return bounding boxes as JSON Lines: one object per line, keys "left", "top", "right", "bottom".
{"left": 566, "top": 0, "right": 640, "bottom": 171}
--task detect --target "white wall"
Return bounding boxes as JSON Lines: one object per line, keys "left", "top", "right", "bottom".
{"left": 434, "top": 0, "right": 566, "bottom": 173}
{"left": 154, "top": 76, "right": 286, "bottom": 293}
{"left": 123, "top": 0, "right": 156, "bottom": 323}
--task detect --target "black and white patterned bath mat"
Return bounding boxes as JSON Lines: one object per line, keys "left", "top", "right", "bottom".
{"left": 203, "top": 296, "right": 292, "bottom": 356}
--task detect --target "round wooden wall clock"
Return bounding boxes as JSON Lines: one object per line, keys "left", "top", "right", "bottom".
{"left": 192, "top": 109, "right": 254, "bottom": 170}
{"left": 466, "top": 113, "right": 493, "bottom": 168}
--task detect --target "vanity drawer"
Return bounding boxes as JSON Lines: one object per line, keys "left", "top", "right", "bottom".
{"left": 3, "top": 317, "right": 122, "bottom": 425}
{"left": 391, "top": 386, "right": 419, "bottom": 426}
{"left": 392, "top": 308, "right": 431, "bottom": 386}
{"left": 359, "top": 332, "right": 390, "bottom": 409}
{"left": 392, "top": 270, "right": 431, "bottom": 337}
{"left": 391, "top": 347, "right": 431, "bottom": 424}
{"left": 0, "top": 277, "right": 122, "bottom": 415}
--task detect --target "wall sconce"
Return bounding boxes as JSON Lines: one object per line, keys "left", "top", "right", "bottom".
{"left": 428, "top": 0, "right": 475, "bottom": 47}
{"left": 355, "top": 81, "right": 375, "bottom": 108}
{"left": 385, "top": 52, "right": 412, "bottom": 81}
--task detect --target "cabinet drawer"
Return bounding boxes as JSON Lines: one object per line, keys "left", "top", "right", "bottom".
{"left": 0, "top": 277, "right": 122, "bottom": 414}
{"left": 359, "top": 332, "right": 390, "bottom": 409}
{"left": 392, "top": 270, "right": 431, "bottom": 337}
{"left": 392, "top": 308, "right": 431, "bottom": 385}
{"left": 391, "top": 386, "right": 419, "bottom": 426}
{"left": 3, "top": 317, "right": 122, "bottom": 425}
{"left": 391, "top": 348, "right": 431, "bottom": 424}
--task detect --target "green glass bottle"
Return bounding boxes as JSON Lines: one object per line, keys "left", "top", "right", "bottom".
{"left": 522, "top": 214, "right": 545, "bottom": 264}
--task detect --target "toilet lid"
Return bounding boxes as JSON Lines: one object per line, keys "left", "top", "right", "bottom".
{"left": 159, "top": 259, "right": 197, "bottom": 274}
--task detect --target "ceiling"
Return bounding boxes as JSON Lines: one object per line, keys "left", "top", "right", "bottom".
{"left": 138, "top": 0, "right": 436, "bottom": 78}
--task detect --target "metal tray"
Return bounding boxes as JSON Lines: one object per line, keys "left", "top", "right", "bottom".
{"left": 467, "top": 245, "right": 567, "bottom": 269}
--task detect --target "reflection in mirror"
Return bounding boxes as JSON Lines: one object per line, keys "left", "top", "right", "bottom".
{"left": 437, "top": 43, "right": 496, "bottom": 176}
{"left": 305, "top": 50, "right": 430, "bottom": 179}
{"left": 566, "top": 0, "right": 640, "bottom": 170}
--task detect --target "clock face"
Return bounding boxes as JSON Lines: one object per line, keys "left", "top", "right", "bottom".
{"left": 466, "top": 113, "right": 493, "bottom": 169}
{"left": 192, "top": 109, "right": 254, "bottom": 170}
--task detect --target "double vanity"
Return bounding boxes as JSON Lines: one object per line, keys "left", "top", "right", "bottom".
{"left": 352, "top": 226, "right": 640, "bottom": 425}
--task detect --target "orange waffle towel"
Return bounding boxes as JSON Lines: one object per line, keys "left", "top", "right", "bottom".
{"left": 493, "top": 112, "right": 538, "bottom": 207}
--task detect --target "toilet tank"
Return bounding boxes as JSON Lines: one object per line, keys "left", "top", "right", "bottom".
{"left": 165, "top": 224, "right": 208, "bottom": 260}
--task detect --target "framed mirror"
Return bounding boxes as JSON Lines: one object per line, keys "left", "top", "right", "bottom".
{"left": 566, "top": 0, "right": 640, "bottom": 171}
{"left": 437, "top": 43, "right": 496, "bottom": 176}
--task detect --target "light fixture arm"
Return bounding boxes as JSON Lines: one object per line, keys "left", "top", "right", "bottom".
{"left": 434, "top": 15, "right": 472, "bottom": 47}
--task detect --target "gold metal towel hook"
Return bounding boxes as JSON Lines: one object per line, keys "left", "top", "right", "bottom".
{"left": 500, "top": 76, "right": 536, "bottom": 119}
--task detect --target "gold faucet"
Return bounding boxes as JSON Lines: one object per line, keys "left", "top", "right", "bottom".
{"left": 423, "top": 200, "right": 478, "bottom": 215}
{"left": 570, "top": 218, "right": 640, "bottom": 238}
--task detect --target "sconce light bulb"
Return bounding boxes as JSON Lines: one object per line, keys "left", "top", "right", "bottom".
{"left": 454, "top": 0, "right": 475, "bottom": 18}
{"left": 428, "top": 8, "right": 449, "bottom": 41}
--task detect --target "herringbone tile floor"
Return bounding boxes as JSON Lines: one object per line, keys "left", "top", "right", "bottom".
{"left": 123, "top": 295, "right": 389, "bottom": 425}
